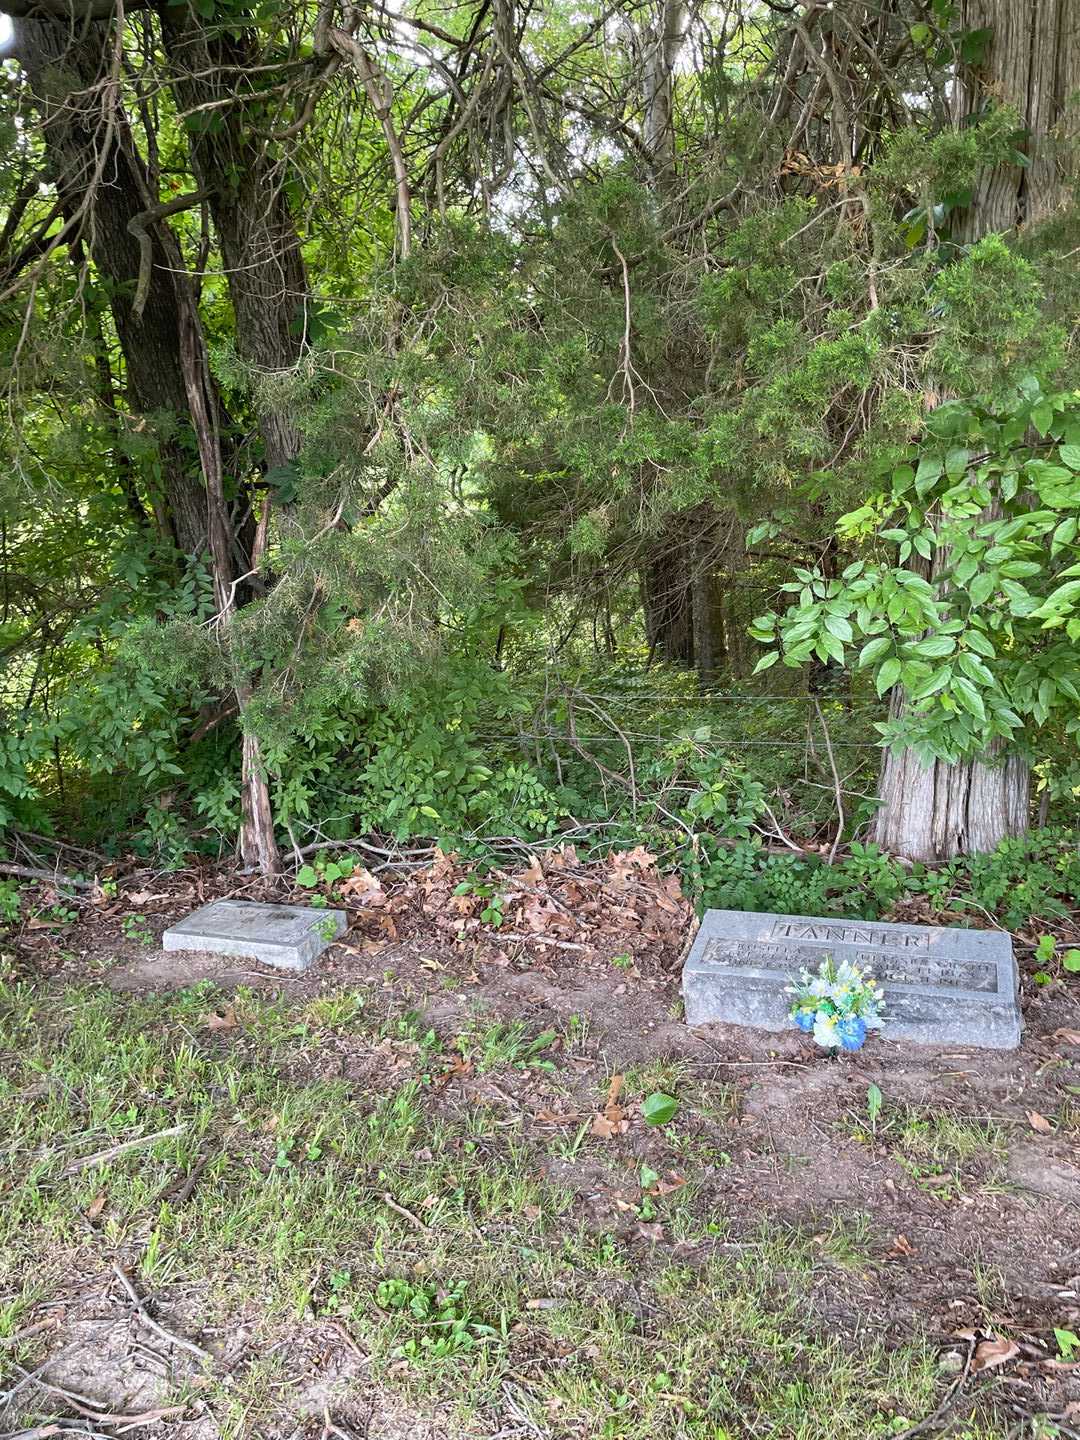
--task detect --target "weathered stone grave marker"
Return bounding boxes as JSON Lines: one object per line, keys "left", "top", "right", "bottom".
{"left": 163, "top": 899, "right": 346, "bottom": 973}
{"left": 682, "top": 909, "right": 1021, "bottom": 1049}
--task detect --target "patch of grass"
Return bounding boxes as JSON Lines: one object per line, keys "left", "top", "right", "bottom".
{"left": 0, "top": 975, "right": 1009, "bottom": 1438}
{"left": 843, "top": 1100, "right": 1008, "bottom": 1197}
{"left": 455, "top": 1016, "right": 558, "bottom": 1072}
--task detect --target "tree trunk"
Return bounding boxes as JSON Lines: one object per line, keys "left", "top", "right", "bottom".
{"left": 159, "top": 11, "right": 315, "bottom": 874}
{"left": 875, "top": 698, "right": 1029, "bottom": 861}
{"left": 642, "top": 0, "right": 688, "bottom": 194}
{"left": 954, "top": 0, "right": 1080, "bottom": 236}
{"left": 874, "top": 0, "right": 1076, "bottom": 859}
{"left": 160, "top": 12, "right": 308, "bottom": 469}
{"left": 12, "top": 14, "right": 210, "bottom": 555}
{"left": 643, "top": 551, "right": 694, "bottom": 667}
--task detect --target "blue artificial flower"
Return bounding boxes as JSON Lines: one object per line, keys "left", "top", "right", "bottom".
{"left": 836, "top": 1015, "right": 867, "bottom": 1052}
{"left": 793, "top": 1008, "right": 815, "bottom": 1033}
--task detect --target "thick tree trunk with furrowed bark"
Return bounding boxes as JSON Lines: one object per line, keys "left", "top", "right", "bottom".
{"left": 874, "top": 0, "right": 1077, "bottom": 860}
{"left": 875, "top": 700, "right": 1030, "bottom": 861}
{"left": 160, "top": 10, "right": 315, "bottom": 873}
{"left": 12, "top": 14, "right": 210, "bottom": 556}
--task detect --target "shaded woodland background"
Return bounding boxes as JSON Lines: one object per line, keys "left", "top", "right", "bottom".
{"left": 1, "top": 0, "right": 1079, "bottom": 910}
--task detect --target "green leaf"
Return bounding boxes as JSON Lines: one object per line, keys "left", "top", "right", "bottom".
{"left": 964, "top": 629, "right": 995, "bottom": 658}
{"left": 296, "top": 865, "right": 319, "bottom": 888}
{"left": 643, "top": 1092, "right": 678, "bottom": 1126}
{"left": 823, "top": 614, "right": 853, "bottom": 642}
{"left": 818, "top": 631, "right": 845, "bottom": 664}
{"left": 958, "top": 651, "right": 994, "bottom": 687}
{"left": 876, "top": 658, "right": 901, "bottom": 696}
{"left": 1063, "top": 951, "right": 1080, "bottom": 975}
{"left": 1031, "top": 400, "right": 1054, "bottom": 436}
{"left": 419, "top": 805, "right": 441, "bottom": 820}
{"left": 858, "top": 637, "right": 892, "bottom": 668}
{"left": 909, "top": 635, "right": 955, "bottom": 659}
{"left": 959, "top": 26, "right": 991, "bottom": 63}
{"left": 968, "top": 572, "right": 996, "bottom": 607}
{"left": 1059, "top": 444, "right": 1080, "bottom": 471}
{"left": 753, "top": 651, "right": 780, "bottom": 673}
{"left": 952, "top": 675, "right": 986, "bottom": 721}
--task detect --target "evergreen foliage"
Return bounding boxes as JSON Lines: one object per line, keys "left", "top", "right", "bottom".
{"left": 0, "top": 0, "right": 1077, "bottom": 880}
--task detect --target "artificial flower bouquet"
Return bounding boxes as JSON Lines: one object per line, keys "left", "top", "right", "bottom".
{"left": 788, "top": 956, "right": 885, "bottom": 1053}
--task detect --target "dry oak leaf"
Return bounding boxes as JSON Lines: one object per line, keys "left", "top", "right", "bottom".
{"left": 1027, "top": 1110, "right": 1054, "bottom": 1134}
{"left": 202, "top": 1003, "right": 239, "bottom": 1031}
{"left": 592, "top": 1073, "right": 629, "bottom": 1138}
{"left": 972, "top": 1337, "right": 1020, "bottom": 1372}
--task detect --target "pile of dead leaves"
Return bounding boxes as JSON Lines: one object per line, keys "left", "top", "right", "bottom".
{"left": 329, "top": 844, "right": 692, "bottom": 967}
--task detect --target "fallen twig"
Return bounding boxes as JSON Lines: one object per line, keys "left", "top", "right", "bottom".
{"left": 890, "top": 1340, "right": 974, "bottom": 1439}
{"left": 0, "top": 1319, "right": 59, "bottom": 1347}
{"left": 498, "top": 932, "right": 587, "bottom": 951}
{"left": 0, "top": 863, "right": 91, "bottom": 891}
{"left": 321, "top": 1404, "right": 362, "bottom": 1440}
{"left": 10, "top": 1364, "right": 187, "bottom": 1427}
{"left": 381, "top": 1192, "right": 428, "bottom": 1231}
{"left": 58, "top": 1124, "right": 184, "bottom": 1178}
{"left": 110, "top": 1263, "right": 212, "bottom": 1363}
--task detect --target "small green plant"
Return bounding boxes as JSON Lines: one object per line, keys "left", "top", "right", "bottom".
{"left": 274, "top": 1136, "right": 324, "bottom": 1170}
{"left": 313, "top": 915, "right": 340, "bottom": 942}
{"left": 373, "top": 1277, "right": 500, "bottom": 1364}
{"left": 867, "top": 1083, "right": 883, "bottom": 1134}
{"left": 0, "top": 881, "right": 20, "bottom": 927}
{"left": 296, "top": 854, "right": 358, "bottom": 892}
{"left": 1055, "top": 1328, "right": 1080, "bottom": 1361}
{"left": 121, "top": 913, "right": 153, "bottom": 946}
{"left": 453, "top": 876, "right": 505, "bottom": 926}
{"left": 459, "top": 1019, "right": 556, "bottom": 1072}
{"left": 1033, "top": 933, "right": 1080, "bottom": 983}
{"left": 320, "top": 1268, "right": 353, "bottom": 1316}
{"left": 611, "top": 952, "right": 633, "bottom": 970}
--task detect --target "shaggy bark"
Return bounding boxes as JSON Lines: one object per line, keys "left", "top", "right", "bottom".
{"left": 873, "top": 0, "right": 1078, "bottom": 860}
{"left": 158, "top": 10, "right": 318, "bottom": 873}
{"left": 12, "top": 14, "right": 210, "bottom": 555}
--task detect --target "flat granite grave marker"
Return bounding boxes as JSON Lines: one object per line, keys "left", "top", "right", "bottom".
{"left": 682, "top": 909, "right": 1021, "bottom": 1049}
{"left": 163, "top": 899, "right": 346, "bottom": 973}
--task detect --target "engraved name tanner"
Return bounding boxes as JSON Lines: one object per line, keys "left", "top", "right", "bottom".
{"left": 698, "top": 937, "right": 999, "bottom": 993}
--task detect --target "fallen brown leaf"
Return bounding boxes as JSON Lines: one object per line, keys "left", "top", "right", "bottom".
{"left": 653, "top": 1173, "right": 686, "bottom": 1196}
{"left": 1027, "top": 1110, "right": 1053, "bottom": 1134}
{"left": 590, "top": 1112, "right": 628, "bottom": 1139}
{"left": 1038, "top": 1357, "right": 1080, "bottom": 1374}
{"left": 1052, "top": 1028, "right": 1080, "bottom": 1046}
{"left": 86, "top": 1191, "right": 106, "bottom": 1221}
{"left": 886, "top": 1234, "right": 916, "bottom": 1259}
{"left": 202, "top": 1003, "right": 239, "bottom": 1031}
{"left": 591, "top": 1072, "right": 628, "bottom": 1138}
{"left": 971, "top": 1337, "right": 1020, "bottom": 1373}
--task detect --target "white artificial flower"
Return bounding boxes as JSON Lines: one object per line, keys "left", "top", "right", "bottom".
{"left": 813, "top": 1013, "right": 839, "bottom": 1049}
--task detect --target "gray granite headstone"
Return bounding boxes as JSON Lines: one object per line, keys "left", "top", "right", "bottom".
{"left": 682, "top": 909, "right": 1021, "bottom": 1050}
{"left": 162, "top": 899, "right": 346, "bottom": 973}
